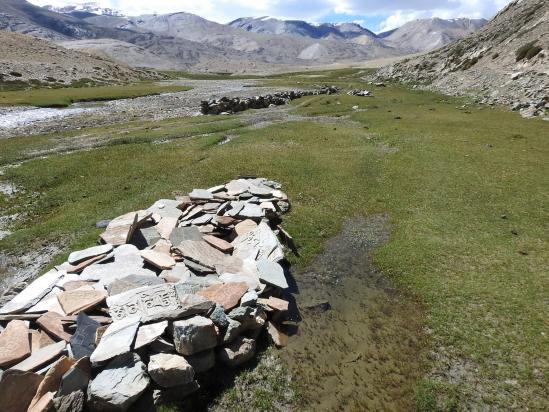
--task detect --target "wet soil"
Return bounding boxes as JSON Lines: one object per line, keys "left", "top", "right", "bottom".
{"left": 282, "top": 215, "right": 426, "bottom": 411}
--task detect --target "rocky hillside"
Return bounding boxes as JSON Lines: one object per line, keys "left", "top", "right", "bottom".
{"left": 376, "top": 0, "right": 548, "bottom": 118}
{"left": 380, "top": 18, "right": 487, "bottom": 52}
{"left": 0, "top": 31, "right": 156, "bottom": 89}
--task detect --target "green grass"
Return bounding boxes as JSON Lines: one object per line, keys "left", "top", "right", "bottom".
{"left": 0, "top": 83, "right": 192, "bottom": 108}
{"left": 0, "top": 70, "right": 547, "bottom": 410}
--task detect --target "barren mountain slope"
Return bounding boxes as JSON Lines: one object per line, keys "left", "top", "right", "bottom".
{"left": 0, "top": 0, "right": 100, "bottom": 39}
{"left": 382, "top": 18, "right": 488, "bottom": 52}
{"left": 0, "top": 31, "right": 155, "bottom": 86}
{"left": 228, "top": 16, "right": 377, "bottom": 39}
{"left": 376, "top": 0, "right": 548, "bottom": 117}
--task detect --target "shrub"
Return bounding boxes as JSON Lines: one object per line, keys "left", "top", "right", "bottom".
{"left": 516, "top": 42, "right": 542, "bottom": 61}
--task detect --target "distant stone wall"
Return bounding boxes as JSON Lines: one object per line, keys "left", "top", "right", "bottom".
{"left": 200, "top": 86, "right": 339, "bottom": 115}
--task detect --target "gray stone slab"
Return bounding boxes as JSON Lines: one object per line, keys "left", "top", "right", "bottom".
{"left": 192, "top": 213, "right": 213, "bottom": 225}
{"left": 80, "top": 245, "right": 156, "bottom": 286}
{"left": 175, "top": 240, "right": 228, "bottom": 270}
{"left": 11, "top": 341, "right": 66, "bottom": 372}
{"left": 134, "top": 321, "right": 168, "bottom": 350}
{"left": 232, "top": 222, "right": 281, "bottom": 262}
{"left": 90, "top": 317, "right": 140, "bottom": 365}
{"left": 68, "top": 245, "right": 113, "bottom": 266}
{"left": 174, "top": 275, "right": 222, "bottom": 295}
{"left": 107, "top": 284, "right": 212, "bottom": 323}
{"left": 169, "top": 227, "right": 203, "bottom": 245}
{"left": 225, "top": 201, "right": 245, "bottom": 217}
{"left": 88, "top": 353, "right": 150, "bottom": 411}
{"left": 160, "top": 263, "right": 192, "bottom": 283}
{"left": 225, "top": 180, "right": 249, "bottom": 196}
{"left": 182, "top": 259, "right": 216, "bottom": 274}
{"left": 70, "top": 312, "right": 100, "bottom": 360}
{"left": 189, "top": 189, "right": 214, "bottom": 200}
{"left": 108, "top": 275, "right": 165, "bottom": 296}
{"left": 0, "top": 269, "right": 65, "bottom": 314}
{"left": 256, "top": 259, "right": 288, "bottom": 289}
{"left": 238, "top": 203, "right": 264, "bottom": 218}
{"left": 147, "top": 199, "right": 183, "bottom": 219}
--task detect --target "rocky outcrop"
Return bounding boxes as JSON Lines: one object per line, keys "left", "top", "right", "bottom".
{"left": 375, "top": 0, "right": 548, "bottom": 118}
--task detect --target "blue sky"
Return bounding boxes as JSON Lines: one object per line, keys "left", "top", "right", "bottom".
{"left": 31, "top": 0, "right": 512, "bottom": 32}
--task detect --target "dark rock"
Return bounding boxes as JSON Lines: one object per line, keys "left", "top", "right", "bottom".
{"left": 70, "top": 312, "right": 100, "bottom": 360}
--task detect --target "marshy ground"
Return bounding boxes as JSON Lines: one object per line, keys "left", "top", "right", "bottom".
{"left": 0, "top": 68, "right": 547, "bottom": 410}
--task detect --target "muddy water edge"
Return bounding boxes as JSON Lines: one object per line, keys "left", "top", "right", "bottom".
{"left": 282, "top": 215, "right": 427, "bottom": 410}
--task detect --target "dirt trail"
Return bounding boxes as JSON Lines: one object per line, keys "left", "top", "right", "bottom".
{"left": 283, "top": 215, "right": 426, "bottom": 410}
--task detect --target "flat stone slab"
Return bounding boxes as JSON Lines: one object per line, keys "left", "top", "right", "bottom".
{"left": 107, "top": 284, "right": 182, "bottom": 322}
{"left": 258, "top": 296, "right": 289, "bottom": 312}
{"left": 225, "top": 180, "right": 249, "bottom": 196}
{"left": 235, "top": 219, "right": 258, "bottom": 236}
{"left": 69, "top": 312, "right": 100, "bottom": 359}
{"left": 68, "top": 245, "right": 113, "bottom": 266}
{"left": 232, "top": 222, "right": 282, "bottom": 262}
{"left": 80, "top": 245, "right": 156, "bottom": 286}
{"left": 147, "top": 199, "right": 183, "bottom": 219}
{"left": 88, "top": 353, "right": 150, "bottom": 411}
{"left": 0, "top": 370, "right": 44, "bottom": 412}
{"left": 175, "top": 240, "right": 228, "bottom": 269}
{"left": 29, "top": 356, "right": 75, "bottom": 410}
{"left": 160, "top": 262, "right": 192, "bottom": 283}
{"left": 57, "top": 289, "right": 107, "bottom": 316}
{"left": 0, "top": 269, "right": 65, "bottom": 314}
{"left": 100, "top": 211, "right": 152, "bottom": 246}
{"left": 90, "top": 317, "right": 140, "bottom": 365}
{"left": 108, "top": 274, "right": 165, "bottom": 296}
{"left": 189, "top": 189, "right": 214, "bottom": 200}
{"left": 58, "top": 357, "right": 91, "bottom": 397}
{"left": 203, "top": 234, "right": 234, "bottom": 253}
{"left": 0, "top": 320, "right": 31, "bottom": 368}
{"left": 156, "top": 216, "right": 178, "bottom": 240}
{"left": 11, "top": 341, "right": 66, "bottom": 372}
{"left": 37, "top": 311, "right": 72, "bottom": 342}
{"left": 141, "top": 249, "right": 176, "bottom": 270}
{"left": 170, "top": 226, "right": 203, "bottom": 245}
{"left": 134, "top": 321, "right": 168, "bottom": 350}
{"left": 256, "top": 259, "right": 288, "bottom": 289}
{"left": 238, "top": 203, "right": 264, "bottom": 219}
{"left": 197, "top": 282, "right": 248, "bottom": 312}
{"left": 30, "top": 330, "right": 55, "bottom": 353}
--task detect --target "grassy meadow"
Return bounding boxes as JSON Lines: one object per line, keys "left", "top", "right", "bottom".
{"left": 0, "top": 69, "right": 547, "bottom": 410}
{"left": 0, "top": 83, "right": 191, "bottom": 108}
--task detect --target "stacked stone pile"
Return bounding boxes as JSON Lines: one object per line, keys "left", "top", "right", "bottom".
{"left": 347, "top": 90, "right": 372, "bottom": 97}
{"left": 0, "top": 177, "right": 296, "bottom": 411}
{"left": 201, "top": 85, "right": 339, "bottom": 115}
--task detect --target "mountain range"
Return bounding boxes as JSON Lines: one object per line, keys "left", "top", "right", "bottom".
{"left": 0, "top": 0, "right": 488, "bottom": 73}
{"left": 375, "top": 0, "right": 547, "bottom": 117}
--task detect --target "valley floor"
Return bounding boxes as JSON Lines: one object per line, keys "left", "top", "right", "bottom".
{"left": 0, "top": 69, "right": 547, "bottom": 410}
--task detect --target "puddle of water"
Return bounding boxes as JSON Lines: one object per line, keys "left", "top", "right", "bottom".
{"left": 282, "top": 215, "right": 426, "bottom": 410}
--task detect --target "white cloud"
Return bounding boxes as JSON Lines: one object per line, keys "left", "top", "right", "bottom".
{"left": 29, "top": 0, "right": 513, "bottom": 27}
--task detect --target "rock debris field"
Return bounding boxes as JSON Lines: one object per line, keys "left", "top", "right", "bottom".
{"left": 0, "top": 177, "right": 296, "bottom": 411}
